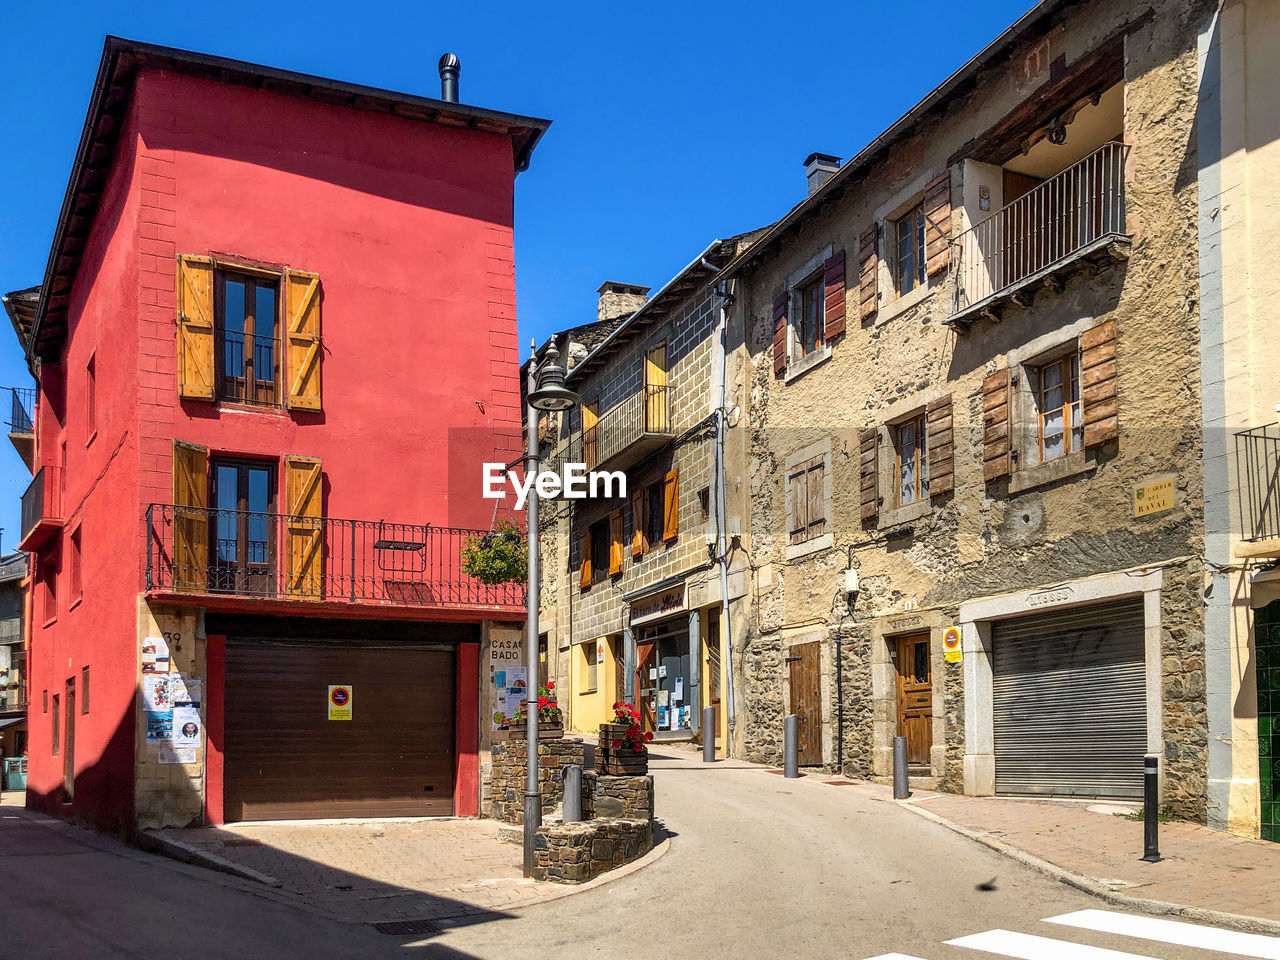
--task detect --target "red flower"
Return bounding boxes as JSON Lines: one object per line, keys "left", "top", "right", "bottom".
{"left": 538, "top": 696, "right": 549, "bottom": 708}
{"left": 644, "top": 731, "right": 654, "bottom": 742}
{"left": 546, "top": 681, "right": 554, "bottom": 690}
{"left": 633, "top": 742, "right": 643, "bottom": 753}
{"left": 611, "top": 739, "right": 622, "bottom": 749}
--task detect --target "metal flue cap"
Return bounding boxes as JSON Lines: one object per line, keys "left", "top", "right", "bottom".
{"left": 438, "top": 53, "right": 460, "bottom": 103}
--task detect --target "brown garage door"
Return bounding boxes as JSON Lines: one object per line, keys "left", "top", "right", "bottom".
{"left": 224, "top": 640, "right": 456, "bottom": 821}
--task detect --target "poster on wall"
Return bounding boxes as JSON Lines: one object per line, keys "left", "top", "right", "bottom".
{"left": 142, "top": 674, "right": 171, "bottom": 712}
{"left": 164, "top": 704, "right": 202, "bottom": 764}
{"left": 146, "top": 709, "right": 172, "bottom": 744}
{"left": 491, "top": 667, "right": 527, "bottom": 730}
{"left": 141, "top": 637, "right": 170, "bottom": 674}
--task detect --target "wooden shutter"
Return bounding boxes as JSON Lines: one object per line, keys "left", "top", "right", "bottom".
{"left": 578, "top": 530, "right": 592, "bottom": 589}
{"left": 926, "top": 396, "right": 954, "bottom": 495}
{"left": 806, "top": 459, "right": 825, "bottom": 540}
{"left": 859, "top": 224, "right": 880, "bottom": 320}
{"left": 859, "top": 428, "right": 879, "bottom": 521}
{"left": 285, "top": 455, "right": 323, "bottom": 597}
{"left": 609, "top": 509, "right": 624, "bottom": 576}
{"left": 645, "top": 343, "right": 669, "bottom": 432}
{"left": 923, "top": 172, "right": 953, "bottom": 277}
{"left": 631, "top": 488, "right": 646, "bottom": 558}
{"left": 176, "top": 255, "right": 215, "bottom": 400}
{"left": 772, "top": 292, "right": 788, "bottom": 377}
{"left": 582, "top": 400, "right": 600, "bottom": 470}
{"left": 1081, "top": 320, "right": 1118, "bottom": 448}
{"left": 285, "top": 269, "right": 322, "bottom": 411}
{"left": 171, "top": 440, "right": 208, "bottom": 589}
{"left": 982, "top": 369, "right": 1012, "bottom": 482}
{"left": 823, "top": 250, "right": 847, "bottom": 341}
{"left": 662, "top": 468, "right": 679, "bottom": 542}
{"left": 788, "top": 465, "right": 807, "bottom": 545}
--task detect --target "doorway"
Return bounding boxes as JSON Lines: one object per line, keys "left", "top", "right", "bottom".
{"left": 209, "top": 458, "right": 276, "bottom": 595}
{"left": 787, "top": 641, "right": 822, "bottom": 766}
{"left": 63, "top": 678, "right": 76, "bottom": 799}
{"left": 894, "top": 633, "right": 932, "bottom": 767}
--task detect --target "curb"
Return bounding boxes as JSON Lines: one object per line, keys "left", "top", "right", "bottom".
{"left": 136, "top": 830, "right": 284, "bottom": 888}
{"left": 896, "top": 799, "right": 1280, "bottom": 937}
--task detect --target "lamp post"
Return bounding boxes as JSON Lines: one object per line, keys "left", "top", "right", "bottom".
{"left": 522, "top": 337, "right": 578, "bottom": 876}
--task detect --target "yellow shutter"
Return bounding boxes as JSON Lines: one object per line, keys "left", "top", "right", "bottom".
{"left": 176, "top": 256, "right": 215, "bottom": 400}
{"left": 578, "top": 530, "right": 592, "bottom": 589}
{"left": 285, "top": 455, "right": 323, "bottom": 597}
{"left": 631, "top": 488, "right": 646, "bottom": 558}
{"left": 285, "top": 269, "right": 322, "bottom": 411}
{"left": 645, "top": 342, "right": 668, "bottom": 432}
{"left": 662, "top": 468, "right": 679, "bottom": 542}
{"left": 609, "top": 509, "right": 624, "bottom": 576}
{"left": 171, "top": 441, "right": 208, "bottom": 589}
{"left": 582, "top": 400, "right": 599, "bottom": 470}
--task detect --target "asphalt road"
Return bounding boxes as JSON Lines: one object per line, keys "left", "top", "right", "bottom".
{"left": 0, "top": 753, "right": 1272, "bottom": 960}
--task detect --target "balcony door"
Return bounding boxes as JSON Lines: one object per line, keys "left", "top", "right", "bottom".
{"left": 210, "top": 459, "right": 276, "bottom": 595}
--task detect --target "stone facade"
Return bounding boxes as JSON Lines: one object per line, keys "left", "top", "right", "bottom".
{"left": 532, "top": 818, "right": 653, "bottom": 884}
{"left": 488, "top": 737, "right": 585, "bottom": 824}
{"left": 581, "top": 771, "right": 654, "bottom": 821}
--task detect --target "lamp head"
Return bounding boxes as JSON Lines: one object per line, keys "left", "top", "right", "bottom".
{"left": 528, "top": 340, "right": 579, "bottom": 412}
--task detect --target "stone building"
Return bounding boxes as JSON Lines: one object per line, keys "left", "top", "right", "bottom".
{"left": 721, "top": 0, "right": 1219, "bottom": 822}
{"left": 537, "top": 238, "right": 760, "bottom": 753}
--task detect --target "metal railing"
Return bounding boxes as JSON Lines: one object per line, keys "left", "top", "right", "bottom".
{"left": 6, "top": 388, "right": 34, "bottom": 433}
{"left": 217, "top": 330, "right": 280, "bottom": 406}
{"left": 21, "top": 464, "right": 63, "bottom": 543}
{"left": 1235, "top": 424, "right": 1280, "bottom": 543}
{"left": 547, "top": 384, "right": 674, "bottom": 474}
{"left": 0, "top": 680, "right": 26, "bottom": 712}
{"left": 954, "top": 141, "right": 1129, "bottom": 314}
{"left": 145, "top": 504, "right": 525, "bottom": 610}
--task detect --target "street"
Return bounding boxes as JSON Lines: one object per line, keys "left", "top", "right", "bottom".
{"left": 2, "top": 750, "right": 1273, "bottom": 959}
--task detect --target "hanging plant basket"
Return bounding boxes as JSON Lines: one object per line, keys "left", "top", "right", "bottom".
{"left": 461, "top": 518, "right": 527, "bottom": 585}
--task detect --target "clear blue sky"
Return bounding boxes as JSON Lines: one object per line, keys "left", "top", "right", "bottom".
{"left": 0, "top": 0, "right": 1031, "bottom": 543}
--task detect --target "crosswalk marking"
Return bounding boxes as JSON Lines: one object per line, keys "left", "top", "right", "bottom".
{"left": 1045, "top": 910, "right": 1280, "bottom": 960}
{"left": 945, "top": 929, "right": 1161, "bottom": 960}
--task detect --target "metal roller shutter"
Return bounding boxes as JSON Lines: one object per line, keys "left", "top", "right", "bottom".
{"left": 224, "top": 640, "right": 456, "bottom": 821}
{"left": 992, "top": 598, "right": 1146, "bottom": 799}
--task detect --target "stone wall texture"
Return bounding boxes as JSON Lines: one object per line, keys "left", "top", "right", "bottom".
{"left": 488, "top": 737, "right": 585, "bottom": 824}
{"left": 581, "top": 771, "right": 654, "bottom": 821}
{"left": 533, "top": 818, "right": 654, "bottom": 884}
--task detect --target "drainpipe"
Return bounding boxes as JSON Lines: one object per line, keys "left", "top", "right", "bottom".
{"left": 713, "top": 278, "right": 737, "bottom": 755}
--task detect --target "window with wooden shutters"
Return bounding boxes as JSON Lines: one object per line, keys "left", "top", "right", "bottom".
{"left": 787, "top": 456, "right": 826, "bottom": 545}
{"left": 923, "top": 171, "right": 952, "bottom": 277}
{"left": 794, "top": 271, "right": 825, "bottom": 359}
{"left": 926, "top": 396, "right": 954, "bottom": 496}
{"left": 285, "top": 269, "right": 322, "bottom": 411}
{"left": 630, "top": 488, "right": 645, "bottom": 558}
{"left": 982, "top": 369, "right": 1012, "bottom": 482}
{"left": 172, "top": 440, "right": 209, "bottom": 590}
{"left": 578, "top": 530, "right": 591, "bottom": 589}
{"left": 859, "top": 428, "right": 879, "bottom": 520}
{"left": 894, "top": 204, "right": 927, "bottom": 296}
{"left": 590, "top": 519, "right": 610, "bottom": 582}
{"left": 608, "top": 509, "right": 624, "bottom": 576}
{"left": 1033, "top": 353, "right": 1082, "bottom": 462}
{"left": 823, "top": 250, "right": 846, "bottom": 341}
{"left": 644, "top": 343, "right": 669, "bottom": 433}
{"left": 284, "top": 455, "right": 323, "bottom": 597}
{"left": 859, "top": 224, "right": 879, "bottom": 320}
{"left": 772, "top": 293, "right": 788, "bottom": 377}
{"left": 662, "top": 469, "right": 679, "bottom": 542}
{"left": 646, "top": 482, "right": 664, "bottom": 549}
{"left": 895, "top": 414, "right": 929, "bottom": 506}
{"left": 215, "top": 270, "right": 280, "bottom": 406}
{"left": 176, "top": 255, "right": 215, "bottom": 400}
{"left": 1081, "top": 320, "right": 1118, "bottom": 448}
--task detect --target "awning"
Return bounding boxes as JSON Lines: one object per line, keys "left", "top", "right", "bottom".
{"left": 0, "top": 716, "right": 24, "bottom": 729}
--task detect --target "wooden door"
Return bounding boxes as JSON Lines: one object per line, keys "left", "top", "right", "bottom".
{"left": 787, "top": 641, "right": 822, "bottom": 766}
{"left": 706, "top": 608, "right": 722, "bottom": 742}
{"left": 895, "top": 633, "right": 933, "bottom": 766}
{"left": 635, "top": 640, "right": 657, "bottom": 733}
{"left": 63, "top": 678, "right": 76, "bottom": 798}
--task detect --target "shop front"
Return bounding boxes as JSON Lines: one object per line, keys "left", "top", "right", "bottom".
{"left": 630, "top": 581, "right": 696, "bottom": 738}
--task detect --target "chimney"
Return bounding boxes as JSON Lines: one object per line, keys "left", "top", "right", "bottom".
{"left": 597, "top": 281, "right": 651, "bottom": 323}
{"left": 803, "top": 152, "right": 842, "bottom": 196}
{"left": 438, "top": 53, "right": 460, "bottom": 103}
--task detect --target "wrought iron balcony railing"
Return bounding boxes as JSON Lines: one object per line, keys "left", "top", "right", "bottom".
{"left": 20, "top": 464, "right": 63, "bottom": 550}
{"left": 547, "top": 383, "right": 673, "bottom": 477}
{"left": 6, "top": 387, "right": 34, "bottom": 434}
{"left": 145, "top": 504, "right": 525, "bottom": 611}
{"left": 952, "top": 141, "right": 1130, "bottom": 323}
{"left": 1235, "top": 424, "right": 1280, "bottom": 547}
{"left": 0, "top": 681, "right": 26, "bottom": 713}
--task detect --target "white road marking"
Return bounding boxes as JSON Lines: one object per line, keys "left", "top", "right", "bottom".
{"left": 862, "top": 955, "right": 930, "bottom": 960}
{"left": 946, "top": 929, "right": 1160, "bottom": 960}
{"left": 1045, "top": 910, "right": 1280, "bottom": 959}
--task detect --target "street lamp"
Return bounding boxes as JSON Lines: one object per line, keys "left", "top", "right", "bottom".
{"left": 522, "top": 337, "right": 579, "bottom": 876}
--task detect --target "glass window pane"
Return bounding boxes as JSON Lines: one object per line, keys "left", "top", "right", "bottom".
{"left": 255, "top": 285, "right": 277, "bottom": 337}
{"left": 223, "top": 279, "right": 245, "bottom": 335}
{"left": 1044, "top": 385, "right": 1063, "bottom": 410}
{"left": 1043, "top": 430, "right": 1064, "bottom": 461}
{"left": 913, "top": 642, "right": 928, "bottom": 683}
{"left": 1042, "top": 362, "right": 1062, "bottom": 390}
{"left": 247, "top": 468, "right": 271, "bottom": 514}
{"left": 215, "top": 467, "right": 239, "bottom": 511}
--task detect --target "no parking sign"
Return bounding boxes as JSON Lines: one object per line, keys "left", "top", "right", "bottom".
{"left": 328, "top": 684, "right": 353, "bottom": 720}
{"left": 942, "top": 627, "right": 962, "bottom": 664}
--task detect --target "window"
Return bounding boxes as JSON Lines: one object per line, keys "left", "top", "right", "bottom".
{"left": 589, "top": 518, "right": 610, "bottom": 583}
{"left": 788, "top": 456, "right": 826, "bottom": 545}
{"left": 582, "top": 641, "right": 598, "bottom": 693}
{"left": 894, "top": 203, "right": 927, "bottom": 295}
{"left": 1035, "top": 353, "right": 1082, "bottom": 462}
{"left": 698, "top": 487, "right": 711, "bottom": 521}
{"left": 210, "top": 459, "right": 276, "bottom": 593}
{"left": 52, "top": 693, "right": 60, "bottom": 756}
{"left": 86, "top": 354, "right": 96, "bottom": 441}
{"left": 794, "top": 272, "right": 825, "bottom": 358}
{"left": 216, "top": 270, "right": 279, "bottom": 405}
{"left": 896, "top": 413, "right": 930, "bottom": 506}
{"left": 70, "top": 526, "right": 83, "bottom": 600}
{"left": 81, "top": 666, "right": 89, "bottom": 715}
{"left": 645, "top": 482, "right": 665, "bottom": 550}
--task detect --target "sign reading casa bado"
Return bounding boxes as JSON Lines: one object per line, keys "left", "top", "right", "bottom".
{"left": 328, "top": 684, "right": 353, "bottom": 721}
{"left": 482, "top": 463, "right": 626, "bottom": 510}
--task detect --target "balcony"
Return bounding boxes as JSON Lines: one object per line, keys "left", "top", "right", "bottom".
{"left": 1234, "top": 425, "right": 1280, "bottom": 558}
{"left": 5, "top": 387, "right": 34, "bottom": 470}
{"left": 547, "top": 384, "right": 674, "bottom": 480}
{"left": 0, "top": 680, "right": 26, "bottom": 714}
{"left": 20, "top": 464, "right": 63, "bottom": 552}
{"left": 145, "top": 505, "right": 525, "bottom": 616}
{"left": 950, "top": 141, "right": 1130, "bottom": 330}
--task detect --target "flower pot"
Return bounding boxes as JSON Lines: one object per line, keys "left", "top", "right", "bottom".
{"left": 506, "top": 720, "right": 564, "bottom": 740}
{"left": 598, "top": 748, "right": 648, "bottom": 776}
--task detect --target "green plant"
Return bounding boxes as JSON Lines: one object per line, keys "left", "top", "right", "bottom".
{"left": 1115, "top": 805, "right": 1178, "bottom": 823}
{"left": 461, "top": 519, "right": 527, "bottom": 585}
{"left": 512, "top": 683, "right": 562, "bottom": 725}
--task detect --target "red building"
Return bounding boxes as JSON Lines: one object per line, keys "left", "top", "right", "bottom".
{"left": 4, "top": 38, "right": 546, "bottom": 832}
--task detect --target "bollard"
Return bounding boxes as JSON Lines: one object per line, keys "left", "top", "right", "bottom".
{"left": 784, "top": 714, "right": 800, "bottom": 778}
{"left": 583, "top": 742, "right": 596, "bottom": 771}
{"left": 563, "top": 764, "right": 582, "bottom": 823}
{"left": 893, "top": 736, "right": 910, "bottom": 799}
{"left": 1141, "top": 754, "right": 1161, "bottom": 862}
{"left": 703, "top": 707, "right": 716, "bottom": 762}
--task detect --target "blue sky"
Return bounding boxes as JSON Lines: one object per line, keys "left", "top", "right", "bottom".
{"left": 0, "top": 0, "right": 1031, "bottom": 543}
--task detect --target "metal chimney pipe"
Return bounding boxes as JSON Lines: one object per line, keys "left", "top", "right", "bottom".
{"left": 438, "top": 53, "right": 460, "bottom": 103}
